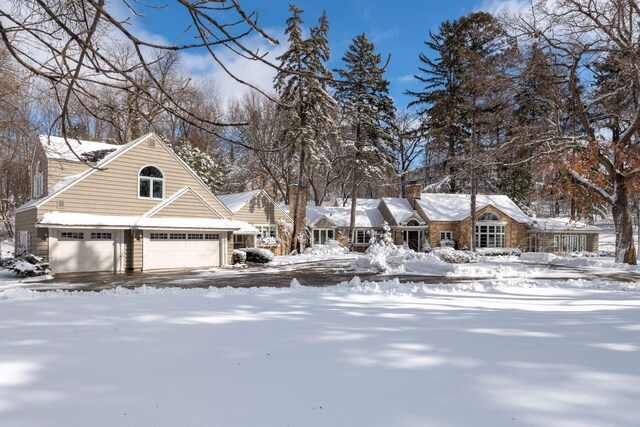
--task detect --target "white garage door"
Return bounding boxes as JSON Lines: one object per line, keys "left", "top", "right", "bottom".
{"left": 145, "top": 231, "right": 220, "bottom": 270}
{"left": 56, "top": 230, "right": 117, "bottom": 273}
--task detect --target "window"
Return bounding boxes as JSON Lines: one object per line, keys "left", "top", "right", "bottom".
{"left": 475, "top": 224, "right": 506, "bottom": 248}
{"left": 554, "top": 234, "right": 586, "bottom": 252}
{"left": 440, "top": 231, "right": 452, "bottom": 241}
{"left": 61, "top": 232, "right": 84, "bottom": 240}
{"left": 204, "top": 234, "right": 220, "bottom": 240}
{"left": 33, "top": 161, "right": 43, "bottom": 198}
{"left": 313, "top": 228, "right": 334, "bottom": 245}
{"left": 478, "top": 212, "right": 500, "bottom": 221}
{"left": 139, "top": 166, "right": 164, "bottom": 199}
{"left": 150, "top": 233, "right": 168, "bottom": 240}
{"left": 355, "top": 230, "right": 369, "bottom": 245}
{"left": 169, "top": 233, "right": 187, "bottom": 240}
{"left": 255, "top": 225, "right": 277, "bottom": 239}
{"left": 188, "top": 233, "right": 204, "bottom": 240}
{"left": 407, "top": 219, "right": 420, "bottom": 226}
{"left": 19, "top": 231, "right": 30, "bottom": 251}
{"left": 91, "top": 232, "right": 112, "bottom": 240}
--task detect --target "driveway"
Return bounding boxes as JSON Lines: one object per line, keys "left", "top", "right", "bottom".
{"left": 12, "top": 258, "right": 640, "bottom": 292}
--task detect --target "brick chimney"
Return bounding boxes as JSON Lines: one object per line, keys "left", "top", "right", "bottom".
{"left": 403, "top": 182, "right": 422, "bottom": 209}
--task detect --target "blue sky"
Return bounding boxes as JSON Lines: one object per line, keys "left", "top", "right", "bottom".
{"left": 125, "top": 0, "right": 513, "bottom": 108}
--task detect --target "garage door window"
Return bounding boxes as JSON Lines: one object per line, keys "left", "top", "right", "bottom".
{"left": 188, "top": 233, "right": 204, "bottom": 240}
{"left": 61, "top": 232, "right": 84, "bottom": 239}
{"left": 91, "top": 232, "right": 112, "bottom": 240}
{"left": 205, "top": 234, "right": 220, "bottom": 240}
{"left": 150, "top": 233, "right": 168, "bottom": 240}
{"left": 169, "top": 233, "right": 187, "bottom": 240}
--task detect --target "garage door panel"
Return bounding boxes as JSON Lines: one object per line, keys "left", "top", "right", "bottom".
{"left": 56, "top": 230, "right": 116, "bottom": 273}
{"left": 145, "top": 231, "right": 220, "bottom": 270}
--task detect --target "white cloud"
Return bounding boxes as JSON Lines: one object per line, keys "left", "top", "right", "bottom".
{"left": 477, "top": 0, "right": 529, "bottom": 15}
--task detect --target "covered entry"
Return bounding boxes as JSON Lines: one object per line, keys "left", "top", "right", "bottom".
{"left": 143, "top": 230, "right": 221, "bottom": 270}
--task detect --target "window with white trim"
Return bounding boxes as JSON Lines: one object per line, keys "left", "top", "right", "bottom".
{"left": 188, "top": 233, "right": 204, "bottom": 240}
{"left": 255, "top": 224, "right": 277, "bottom": 239}
{"left": 139, "top": 166, "right": 164, "bottom": 199}
{"left": 169, "top": 233, "right": 186, "bottom": 240}
{"left": 91, "top": 232, "right": 112, "bottom": 240}
{"left": 475, "top": 224, "right": 506, "bottom": 248}
{"left": 440, "top": 231, "right": 452, "bottom": 241}
{"left": 61, "top": 232, "right": 84, "bottom": 240}
{"left": 150, "top": 233, "right": 168, "bottom": 240}
{"left": 554, "top": 234, "right": 586, "bottom": 252}
{"left": 355, "top": 229, "right": 369, "bottom": 244}
{"left": 19, "top": 231, "right": 30, "bottom": 251}
{"left": 313, "top": 228, "right": 334, "bottom": 245}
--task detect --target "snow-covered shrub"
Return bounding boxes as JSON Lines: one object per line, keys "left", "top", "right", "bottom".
{"left": 420, "top": 238, "right": 431, "bottom": 252}
{"left": 232, "top": 250, "right": 247, "bottom": 265}
{"left": 430, "top": 247, "right": 478, "bottom": 264}
{"left": 370, "top": 222, "right": 394, "bottom": 247}
{"left": 304, "top": 239, "right": 349, "bottom": 256}
{"left": 355, "top": 243, "right": 454, "bottom": 274}
{"left": 258, "top": 236, "right": 281, "bottom": 246}
{"left": 476, "top": 247, "right": 522, "bottom": 257}
{"left": 439, "top": 239, "right": 455, "bottom": 248}
{"left": 243, "top": 247, "right": 274, "bottom": 263}
{"left": 598, "top": 250, "right": 615, "bottom": 257}
{"left": 3, "top": 253, "right": 50, "bottom": 277}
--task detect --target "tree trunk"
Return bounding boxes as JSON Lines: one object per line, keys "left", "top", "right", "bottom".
{"left": 290, "top": 145, "right": 307, "bottom": 254}
{"left": 612, "top": 176, "right": 637, "bottom": 265}
{"left": 349, "top": 170, "right": 357, "bottom": 249}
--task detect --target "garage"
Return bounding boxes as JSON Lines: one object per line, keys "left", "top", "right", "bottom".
{"left": 54, "top": 230, "right": 119, "bottom": 273}
{"left": 144, "top": 231, "right": 221, "bottom": 270}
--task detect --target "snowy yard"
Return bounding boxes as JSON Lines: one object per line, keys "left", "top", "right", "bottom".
{"left": 2, "top": 278, "right": 640, "bottom": 427}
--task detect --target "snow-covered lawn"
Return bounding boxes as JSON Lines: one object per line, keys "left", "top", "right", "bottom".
{"left": 1, "top": 279, "right": 640, "bottom": 427}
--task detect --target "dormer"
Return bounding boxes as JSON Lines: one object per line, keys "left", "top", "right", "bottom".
{"left": 33, "top": 135, "right": 119, "bottom": 198}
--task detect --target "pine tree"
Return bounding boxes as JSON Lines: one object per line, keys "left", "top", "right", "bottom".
{"left": 334, "top": 33, "right": 395, "bottom": 246}
{"left": 274, "top": 6, "right": 337, "bottom": 253}
{"left": 170, "top": 139, "right": 226, "bottom": 193}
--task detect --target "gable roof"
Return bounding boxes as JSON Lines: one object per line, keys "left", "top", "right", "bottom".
{"left": 145, "top": 187, "right": 225, "bottom": 219}
{"left": 305, "top": 199, "right": 385, "bottom": 228}
{"left": 528, "top": 217, "right": 601, "bottom": 232}
{"left": 416, "top": 193, "right": 531, "bottom": 223}
{"left": 219, "top": 189, "right": 292, "bottom": 222}
{"left": 39, "top": 135, "right": 120, "bottom": 162}
{"left": 17, "top": 133, "right": 233, "bottom": 218}
{"left": 380, "top": 198, "right": 426, "bottom": 225}
{"left": 218, "top": 189, "right": 261, "bottom": 213}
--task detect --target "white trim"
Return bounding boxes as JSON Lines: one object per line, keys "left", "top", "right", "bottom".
{"left": 400, "top": 212, "right": 426, "bottom": 226}
{"left": 137, "top": 164, "right": 165, "bottom": 200}
{"left": 308, "top": 214, "right": 338, "bottom": 228}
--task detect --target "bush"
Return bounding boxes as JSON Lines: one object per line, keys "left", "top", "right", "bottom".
{"left": 232, "top": 250, "right": 247, "bottom": 265}
{"left": 2, "top": 253, "right": 50, "bottom": 277}
{"left": 243, "top": 247, "right": 274, "bottom": 263}
{"left": 258, "top": 236, "right": 281, "bottom": 246}
{"left": 477, "top": 248, "right": 522, "bottom": 257}
{"left": 430, "top": 247, "right": 478, "bottom": 264}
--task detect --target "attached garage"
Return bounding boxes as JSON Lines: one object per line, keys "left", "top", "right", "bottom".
{"left": 53, "top": 229, "right": 122, "bottom": 274}
{"left": 143, "top": 230, "right": 222, "bottom": 271}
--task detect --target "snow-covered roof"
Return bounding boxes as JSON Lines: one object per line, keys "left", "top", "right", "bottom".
{"left": 218, "top": 190, "right": 261, "bottom": 213}
{"left": 39, "top": 135, "right": 120, "bottom": 162}
{"left": 381, "top": 198, "right": 425, "bottom": 225}
{"left": 36, "top": 212, "right": 240, "bottom": 230}
{"left": 306, "top": 199, "right": 384, "bottom": 228}
{"left": 416, "top": 193, "right": 531, "bottom": 223}
{"left": 528, "top": 217, "right": 601, "bottom": 232}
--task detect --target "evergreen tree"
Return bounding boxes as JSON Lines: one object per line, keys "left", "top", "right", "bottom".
{"left": 170, "top": 139, "right": 226, "bottom": 193}
{"left": 334, "top": 33, "right": 395, "bottom": 245}
{"left": 274, "top": 6, "right": 337, "bottom": 253}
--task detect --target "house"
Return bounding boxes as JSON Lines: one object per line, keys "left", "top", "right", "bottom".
{"left": 290, "top": 183, "right": 600, "bottom": 253}
{"left": 218, "top": 189, "right": 293, "bottom": 255}
{"left": 15, "top": 133, "right": 253, "bottom": 274}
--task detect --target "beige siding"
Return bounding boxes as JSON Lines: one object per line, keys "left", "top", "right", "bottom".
{"left": 152, "top": 190, "right": 219, "bottom": 218}
{"left": 40, "top": 135, "right": 231, "bottom": 218}
{"left": 313, "top": 217, "right": 335, "bottom": 228}
{"left": 232, "top": 192, "right": 290, "bottom": 225}
{"left": 226, "top": 231, "right": 234, "bottom": 265}
{"left": 14, "top": 208, "right": 48, "bottom": 258}
{"left": 46, "top": 159, "right": 89, "bottom": 193}
{"left": 124, "top": 229, "right": 143, "bottom": 271}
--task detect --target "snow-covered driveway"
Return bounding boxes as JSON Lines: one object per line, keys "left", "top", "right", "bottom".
{"left": 1, "top": 280, "right": 640, "bottom": 426}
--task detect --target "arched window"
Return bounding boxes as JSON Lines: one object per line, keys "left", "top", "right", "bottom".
{"left": 478, "top": 212, "right": 499, "bottom": 222}
{"left": 139, "top": 166, "right": 164, "bottom": 199}
{"left": 407, "top": 219, "right": 420, "bottom": 226}
{"left": 33, "top": 161, "right": 43, "bottom": 198}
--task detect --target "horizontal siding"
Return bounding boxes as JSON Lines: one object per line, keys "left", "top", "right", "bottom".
{"left": 153, "top": 191, "right": 217, "bottom": 218}
{"left": 40, "top": 135, "right": 231, "bottom": 218}
{"left": 14, "top": 208, "right": 48, "bottom": 258}
{"left": 232, "top": 193, "right": 290, "bottom": 225}
{"left": 47, "top": 159, "right": 89, "bottom": 193}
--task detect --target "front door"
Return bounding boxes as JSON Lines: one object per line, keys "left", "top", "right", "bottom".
{"left": 406, "top": 230, "right": 421, "bottom": 251}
